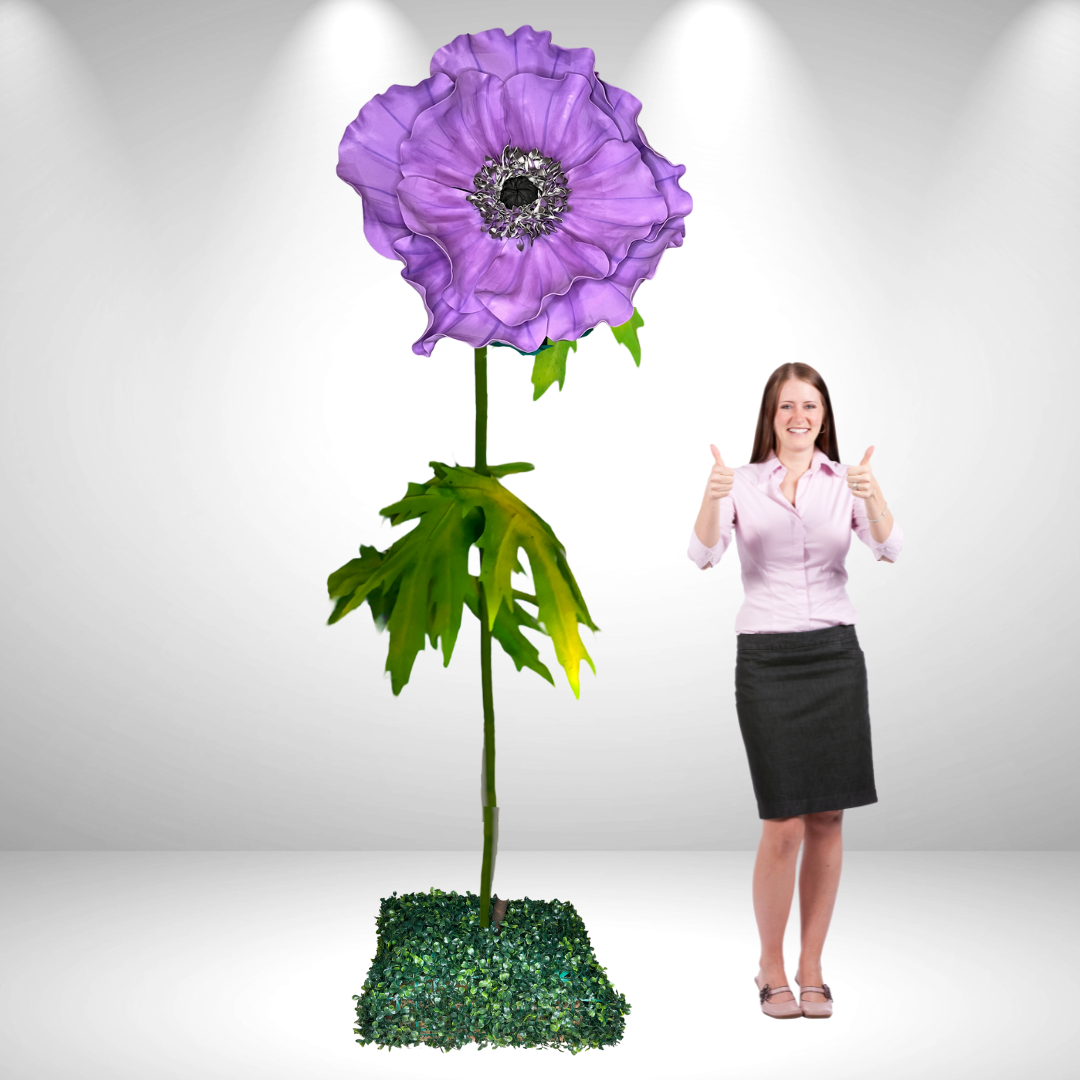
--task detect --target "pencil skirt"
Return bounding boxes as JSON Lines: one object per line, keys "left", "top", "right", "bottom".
{"left": 734, "top": 623, "right": 878, "bottom": 820}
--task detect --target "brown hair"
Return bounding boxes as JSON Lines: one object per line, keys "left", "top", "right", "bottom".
{"left": 749, "top": 362, "right": 839, "bottom": 464}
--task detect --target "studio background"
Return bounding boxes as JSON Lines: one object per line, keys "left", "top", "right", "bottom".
{"left": 2, "top": 0, "right": 1076, "bottom": 852}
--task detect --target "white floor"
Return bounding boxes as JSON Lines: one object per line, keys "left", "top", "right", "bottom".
{"left": 0, "top": 851, "right": 1076, "bottom": 1079}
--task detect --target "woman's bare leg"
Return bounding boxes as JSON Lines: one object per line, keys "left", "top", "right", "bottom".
{"left": 795, "top": 809, "right": 844, "bottom": 1002}
{"left": 753, "top": 816, "right": 805, "bottom": 1001}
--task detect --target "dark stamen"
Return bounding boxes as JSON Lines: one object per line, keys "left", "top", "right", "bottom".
{"left": 499, "top": 175, "right": 540, "bottom": 208}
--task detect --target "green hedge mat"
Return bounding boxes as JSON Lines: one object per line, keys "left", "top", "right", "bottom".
{"left": 353, "top": 887, "right": 631, "bottom": 1053}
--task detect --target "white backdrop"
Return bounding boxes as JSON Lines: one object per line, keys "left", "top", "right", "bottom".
{"left": 1, "top": 0, "right": 1076, "bottom": 850}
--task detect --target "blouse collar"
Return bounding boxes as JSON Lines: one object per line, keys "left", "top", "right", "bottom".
{"left": 759, "top": 447, "right": 840, "bottom": 482}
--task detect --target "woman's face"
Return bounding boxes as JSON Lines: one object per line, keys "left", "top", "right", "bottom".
{"left": 773, "top": 378, "right": 825, "bottom": 455}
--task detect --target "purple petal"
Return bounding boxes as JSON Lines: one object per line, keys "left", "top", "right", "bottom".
{"left": 561, "top": 140, "right": 667, "bottom": 264}
{"left": 543, "top": 277, "right": 635, "bottom": 342}
{"left": 396, "top": 175, "right": 496, "bottom": 313}
{"left": 400, "top": 69, "right": 508, "bottom": 189}
{"left": 641, "top": 148, "right": 693, "bottom": 221}
{"left": 337, "top": 73, "right": 454, "bottom": 259}
{"left": 430, "top": 25, "right": 595, "bottom": 82}
{"left": 392, "top": 231, "right": 451, "bottom": 304}
{"left": 392, "top": 234, "right": 534, "bottom": 356}
{"left": 475, "top": 231, "right": 609, "bottom": 326}
{"left": 591, "top": 75, "right": 693, "bottom": 222}
{"left": 610, "top": 217, "right": 687, "bottom": 291}
{"left": 590, "top": 75, "right": 644, "bottom": 144}
{"left": 413, "top": 294, "right": 549, "bottom": 357}
{"left": 541, "top": 218, "right": 689, "bottom": 342}
{"left": 502, "top": 72, "right": 620, "bottom": 170}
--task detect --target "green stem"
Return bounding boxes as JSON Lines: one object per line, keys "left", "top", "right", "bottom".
{"left": 474, "top": 345, "right": 488, "bottom": 473}
{"left": 475, "top": 345, "right": 497, "bottom": 929}
{"left": 478, "top": 580, "right": 497, "bottom": 929}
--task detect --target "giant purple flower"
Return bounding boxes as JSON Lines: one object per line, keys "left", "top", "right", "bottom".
{"left": 337, "top": 25, "right": 691, "bottom": 356}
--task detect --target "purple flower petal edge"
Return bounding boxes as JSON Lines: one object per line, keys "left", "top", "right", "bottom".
{"left": 430, "top": 25, "right": 596, "bottom": 83}
{"left": 337, "top": 73, "right": 454, "bottom": 259}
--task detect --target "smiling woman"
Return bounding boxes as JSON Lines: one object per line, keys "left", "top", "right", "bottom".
{"left": 688, "top": 360, "right": 904, "bottom": 1019}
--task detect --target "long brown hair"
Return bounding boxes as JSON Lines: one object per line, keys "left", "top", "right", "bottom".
{"left": 749, "top": 363, "right": 840, "bottom": 464}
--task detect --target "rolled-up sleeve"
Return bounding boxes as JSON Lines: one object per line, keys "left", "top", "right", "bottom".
{"left": 688, "top": 497, "right": 735, "bottom": 569}
{"left": 853, "top": 497, "right": 904, "bottom": 562}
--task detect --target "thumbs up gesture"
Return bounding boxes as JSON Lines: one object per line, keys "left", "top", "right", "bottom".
{"left": 707, "top": 444, "right": 735, "bottom": 501}
{"left": 847, "top": 446, "right": 878, "bottom": 501}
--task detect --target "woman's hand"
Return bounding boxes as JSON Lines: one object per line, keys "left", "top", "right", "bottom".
{"left": 847, "top": 446, "right": 878, "bottom": 500}
{"left": 708, "top": 444, "right": 735, "bottom": 501}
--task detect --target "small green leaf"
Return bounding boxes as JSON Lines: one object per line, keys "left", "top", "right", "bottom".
{"left": 486, "top": 461, "right": 535, "bottom": 478}
{"left": 610, "top": 307, "right": 644, "bottom": 367}
{"left": 530, "top": 339, "right": 577, "bottom": 400}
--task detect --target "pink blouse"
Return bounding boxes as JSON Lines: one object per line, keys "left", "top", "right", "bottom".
{"left": 688, "top": 448, "right": 903, "bottom": 634}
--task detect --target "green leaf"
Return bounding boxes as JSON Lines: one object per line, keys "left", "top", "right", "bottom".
{"left": 328, "top": 464, "right": 598, "bottom": 697}
{"left": 432, "top": 463, "right": 598, "bottom": 697}
{"left": 327, "top": 545, "right": 387, "bottom": 627}
{"left": 327, "top": 476, "right": 483, "bottom": 694}
{"left": 485, "top": 461, "right": 535, "bottom": 478}
{"left": 530, "top": 339, "right": 577, "bottom": 400}
{"left": 327, "top": 544, "right": 404, "bottom": 632}
{"left": 610, "top": 307, "right": 644, "bottom": 367}
{"left": 463, "top": 580, "right": 554, "bottom": 687}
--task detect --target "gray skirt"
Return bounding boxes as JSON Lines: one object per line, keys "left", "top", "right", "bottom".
{"left": 734, "top": 623, "right": 878, "bottom": 820}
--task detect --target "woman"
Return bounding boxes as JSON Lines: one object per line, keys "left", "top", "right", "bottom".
{"left": 688, "top": 362, "right": 902, "bottom": 1020}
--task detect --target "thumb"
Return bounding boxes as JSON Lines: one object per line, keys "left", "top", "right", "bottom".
{"left": 710, "top": 444, "right": 724, "bottom": 466}
{"left": 860, "top": 445, "right": 874, "bottom": 466}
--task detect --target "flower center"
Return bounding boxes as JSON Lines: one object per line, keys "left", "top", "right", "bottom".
{"left": 499, "top": 175, "right": 540, "bottom": 208}
{"left": 466, "top": 145, "right": 570, "bottom": 249}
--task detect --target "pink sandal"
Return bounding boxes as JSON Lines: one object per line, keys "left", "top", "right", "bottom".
{"left": 797, "top": 981, "right": 834, "bottom": 1019}
{"left": 754, "top": 976, "right": 803, "bottom": 1019}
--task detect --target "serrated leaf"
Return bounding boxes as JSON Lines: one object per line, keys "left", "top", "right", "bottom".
{"left": 327, "top": 544, "right": 405, "bottom": 632}
{"left": 462, "top": 579, "right": 554, "bottom": 686}
{"left": 431, "top": 463, "right": 598, "bottom": 697}
{"left": 327, "top": 482, "right": 483, "bottom": 694}
{"left": 530, "top": 339, "right": 577, "bottom": 400}
{"left": 327, "top": 544, "right": 380, "bottom": 619}
{"left": 328, "top": 465, "right": 598, "bottom": 697}
{"left": 610, "top": 307, "right": 644, "bottom": 367}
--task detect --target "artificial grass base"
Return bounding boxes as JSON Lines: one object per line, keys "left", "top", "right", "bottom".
{"left": 353, "top": 887, "right": 631, "bottom": 1053}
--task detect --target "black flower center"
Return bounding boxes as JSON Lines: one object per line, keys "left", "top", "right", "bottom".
{"left": 499, "top": 175, "right": 540, "bottom": 208}
{"left": 466, "top": 146, "right": 571, "bottom": 247}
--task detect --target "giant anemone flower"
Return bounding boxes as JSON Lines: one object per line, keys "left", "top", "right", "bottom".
{"left": 338, "top": 25, "right": 691, "bottom": 356}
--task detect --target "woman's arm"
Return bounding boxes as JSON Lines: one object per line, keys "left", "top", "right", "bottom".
{"left": 689, "top": 480, "right": 736, "bottom": 569}
{"left": 857, "top": 483, "right": 900, "bottom": 564}
{"left": 689, "top": 447, "right": 735, "bottom": 568}
{"left": 694, "top": 485, "right": 722, "bottom": 549}
{"left": 865, "top": 486, "right": 893, "bottom": 547}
